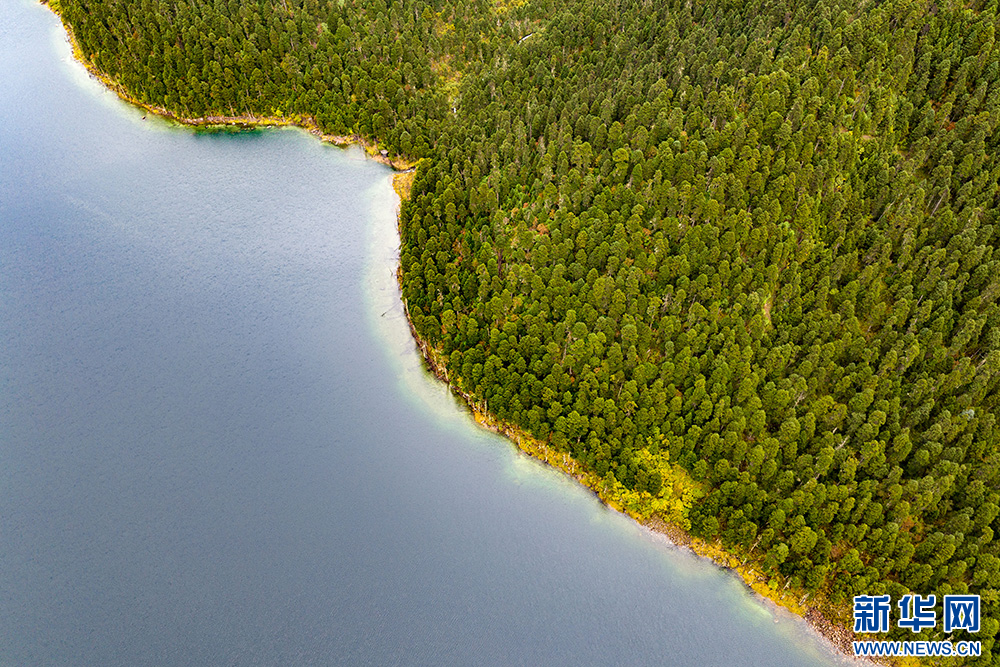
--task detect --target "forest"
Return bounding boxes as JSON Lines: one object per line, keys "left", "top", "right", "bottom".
{"left": 54, "top": 0, "right": 1000, "bottom": 660}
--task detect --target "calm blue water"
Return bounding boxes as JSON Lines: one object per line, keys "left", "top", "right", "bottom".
{"left": 0, "top": 2, "right": 853, "bottom": 665}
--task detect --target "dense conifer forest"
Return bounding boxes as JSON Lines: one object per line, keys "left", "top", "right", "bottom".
{"left": 55, "top": 0, "right": 1000, "bottom": 659}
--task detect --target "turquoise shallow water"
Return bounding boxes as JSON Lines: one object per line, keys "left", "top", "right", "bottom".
{"left": 0, "top": 2, "right": 853, "bottom": 665}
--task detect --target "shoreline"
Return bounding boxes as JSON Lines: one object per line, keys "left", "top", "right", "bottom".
{"left": 42, "top": 0, "right": 414, "bottom": 172}
{"left": 45, "top": 1, "right": 874, "bottom": 662}
{"left": 397, "top": 291, "right": 872, "bottom": 663}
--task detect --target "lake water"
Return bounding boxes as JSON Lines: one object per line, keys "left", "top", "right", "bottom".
{"left": 0, "top": 2, "right": 854, "bottom": 664}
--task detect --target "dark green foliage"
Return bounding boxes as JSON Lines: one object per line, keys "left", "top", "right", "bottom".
{"left": 61, "top": 0, "right": 1000, "bottom": 658}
